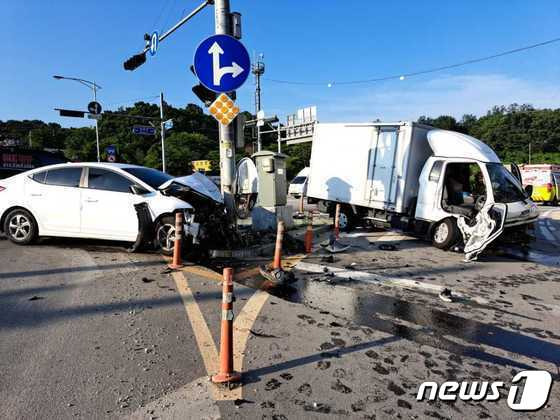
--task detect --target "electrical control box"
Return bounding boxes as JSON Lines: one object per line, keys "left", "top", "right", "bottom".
{"left": 252, "top": 151, "right": 287, "bottom": 207}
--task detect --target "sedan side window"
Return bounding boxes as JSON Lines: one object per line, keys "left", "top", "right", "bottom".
{"left": 31, "top": 170, "right": 48, "bottom": 184}
{"left": 88, "top": 168, "right": 133, "bottom": 193}
{"left": 45, "top": 168, "right": 82, "bottom": 187}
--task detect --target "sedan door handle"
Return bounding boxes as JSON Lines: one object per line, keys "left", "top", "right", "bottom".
{"left": 85, "top": 199, "right": 99, "bottom": 203}
{"left": 30, "top": 193, "right": 42, "bottom": 197}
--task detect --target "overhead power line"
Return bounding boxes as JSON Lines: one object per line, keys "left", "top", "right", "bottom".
{"left": 264, "top": 36, "right": 560, "bottom": 86}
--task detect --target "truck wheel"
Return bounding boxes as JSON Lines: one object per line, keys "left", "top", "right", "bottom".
{"left": 4, "top": 209, "right": 38, "bottom": 245}
{"left": 432, "top": 218, "right": 459, "bottom": 250}
{"left": 337, "top": 207, "right": 355, "bottom": 232}
{"left": 317, "top": 200, "right": 329, "bottom": 214}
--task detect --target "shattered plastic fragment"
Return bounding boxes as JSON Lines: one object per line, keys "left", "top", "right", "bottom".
{"left": 457, "top": 203, "right": 507, "bottom": 261}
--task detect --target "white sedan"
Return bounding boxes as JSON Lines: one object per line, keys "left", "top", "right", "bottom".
{"left": 0, "top": 162, "right": 224, "bottom": 254}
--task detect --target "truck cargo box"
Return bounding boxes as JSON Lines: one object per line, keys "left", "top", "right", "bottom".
{"left": 307, "top": 122, "right": 432, "bottom": 214}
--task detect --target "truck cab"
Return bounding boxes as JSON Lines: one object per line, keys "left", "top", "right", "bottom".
{"left": 416, "top": 130, "right": 538, "bottom": 251}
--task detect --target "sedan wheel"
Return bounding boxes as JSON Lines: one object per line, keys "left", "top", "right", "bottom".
{"left": 156, "top": 222, "right": 176, "bottom": 255}
{"left": 4, "top": 209, "right": 37, "bottom": 245}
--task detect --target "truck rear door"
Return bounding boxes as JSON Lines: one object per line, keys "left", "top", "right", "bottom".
{"left": 366, "top": 127, "right": 400, "bottom": 206}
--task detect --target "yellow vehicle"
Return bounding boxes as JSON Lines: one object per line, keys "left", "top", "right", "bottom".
{"left": 520, "top": 164, "right": 560, "bottom": 205}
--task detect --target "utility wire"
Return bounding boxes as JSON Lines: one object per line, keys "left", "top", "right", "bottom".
{"left": 264, "top": 36, "right": 560, "bottom": 86}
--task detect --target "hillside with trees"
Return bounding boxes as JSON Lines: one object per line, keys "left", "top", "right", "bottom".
{"left": 1, "top": 103, "right": 559, "bottom": 179}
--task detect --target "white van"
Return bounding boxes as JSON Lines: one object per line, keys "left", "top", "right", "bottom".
{"left": 307, "top": 122, "right": 538, "bottom": 259}
{"left": 288, "top": 167, "right": 310, "bottom": 198}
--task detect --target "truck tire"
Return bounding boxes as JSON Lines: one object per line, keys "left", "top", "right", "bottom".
{"left": 337, "top": 206, "right": 356, "bottom": 232}
{"left": 432, "top": 218, "right": 459, "bottom": 250}
{"left": 317, "top": 200, "right": 330, "bottom": 214}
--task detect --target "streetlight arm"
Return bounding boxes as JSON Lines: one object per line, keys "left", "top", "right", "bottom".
{"left": 53, "top": 75, "right": 102, "bottom": 90}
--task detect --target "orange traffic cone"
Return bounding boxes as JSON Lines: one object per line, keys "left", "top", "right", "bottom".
{"left": 304, "top": 212, "right": 314, "bottom": 254}
{"left": 211, "top": 268, "right": 241, "bottom": 383}
{"left": 168, "top": 212, "right": 184, "bottom": 269}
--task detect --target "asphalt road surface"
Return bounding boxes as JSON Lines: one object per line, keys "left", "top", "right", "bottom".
{"left": 1, "top": 205, "right": 559, "bottom": 419}
{"left": 0, "top": 238, "right": 208, "bottom": 419}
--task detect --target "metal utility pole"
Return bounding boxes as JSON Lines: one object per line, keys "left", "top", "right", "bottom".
{"left": 215, "top": 0, "right": 236, "bottom": 213}
{"left": 93, "top": 82, "right": 101, "bottom": 163}
{"left": 159, "top": 92, "right": 166, "bottom": 173}
{"left": 252, "top": 54, "right": 265, "bottom": 151}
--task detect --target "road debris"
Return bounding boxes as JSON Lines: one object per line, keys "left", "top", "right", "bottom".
{"left": 438, "top": 288, "right": 456, "bottom": 303}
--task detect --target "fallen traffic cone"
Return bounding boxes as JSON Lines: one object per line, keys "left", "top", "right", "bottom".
{"left": 168, "top": 212, "right": 184, "bottom": 269}
{"left": 304, "top": 212, "right": 314, "bottom": 254}
{"left": 212, "top": 268, "right": 241, "bottom": 384}
{"left": 259, "top": 220, "right": 290, "bottom": 286}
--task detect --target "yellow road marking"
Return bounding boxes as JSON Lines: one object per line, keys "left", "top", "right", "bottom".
{"left": 233, "top": 289, "right": 269, "bottom": 373}
{"left": 171, "top": 271, "right": 221, "bottom": 400}
{"left": 172, "top": 267, "right": 271, "bottom": 401}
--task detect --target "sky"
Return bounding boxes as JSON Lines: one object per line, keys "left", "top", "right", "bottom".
{"left": 1, "top": 1, "right": 559, "bottom": 128}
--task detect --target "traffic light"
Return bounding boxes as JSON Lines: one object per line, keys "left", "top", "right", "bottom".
{"left": 57, "top": 109, "right": 85, "bottom": 118}
{"left": 123, "top": 52, "right": 147, "bottom": 71}
{"left": 192, "top": 84, "right": 217, "bottom": 107}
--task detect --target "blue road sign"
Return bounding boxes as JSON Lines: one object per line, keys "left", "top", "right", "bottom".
{"left": 105, "top": 145, "right": 117, "bottom": 162}
{"left": 149, "top": 32, "right": 159, "bottom": 56}
{"left": 132, "top": 125, "right": 156, "bottom": 136}
{"left": 193, "top": 34, "right": 250, "bottom": 93}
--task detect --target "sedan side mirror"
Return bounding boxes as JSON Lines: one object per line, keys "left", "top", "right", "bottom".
{"left": 524, "top": 185, "right": 533, "bottom": 197}
{"left": 130, "top": 184, "right": 149, "bottom": 195}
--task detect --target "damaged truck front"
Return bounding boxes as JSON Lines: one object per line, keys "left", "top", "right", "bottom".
{"left": 306, "top": 122, "right": 538, "bottom": 260}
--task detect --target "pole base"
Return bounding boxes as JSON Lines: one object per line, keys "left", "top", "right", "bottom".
{"left": 211, "top": 371, "right": 241, "bottom": 384}
{"left": 168, "top": 263, "right": 184, "bottom": 270}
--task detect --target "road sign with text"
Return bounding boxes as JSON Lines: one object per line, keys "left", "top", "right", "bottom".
{"left": 132, "top": 125, "right": 156, "bottom": 136}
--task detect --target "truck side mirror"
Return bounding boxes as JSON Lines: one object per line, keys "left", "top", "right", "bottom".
{"left": 524, "top": 185, "right": 533, "bottom": 197}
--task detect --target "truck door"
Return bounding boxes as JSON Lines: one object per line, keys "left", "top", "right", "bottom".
{"left": 366, "top": 127, "right": 399, "bottom": 206}
{"left": 415, "top": 158, "right": 444, "bottom": 220}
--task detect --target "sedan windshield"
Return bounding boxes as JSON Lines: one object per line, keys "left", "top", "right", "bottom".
{"left": 486, "top": 163, "right": 527, "bottom": 203}
{"left": 123, "top": 167, "right": 173, "bottom": 189}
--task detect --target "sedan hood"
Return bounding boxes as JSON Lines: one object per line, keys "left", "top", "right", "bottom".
{"left": 159, "top": 172, "right": 224, "bottom": 204}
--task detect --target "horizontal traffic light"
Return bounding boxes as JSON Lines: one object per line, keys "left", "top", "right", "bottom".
{"left": 56, "top": 109, "right": 86, "bottom": 118}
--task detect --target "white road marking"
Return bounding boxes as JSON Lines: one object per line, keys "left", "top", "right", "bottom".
{"left": 295, "top": 261, "right": 489, "bottom": 305}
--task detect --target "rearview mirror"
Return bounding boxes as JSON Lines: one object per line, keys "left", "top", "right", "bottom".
{"left": 130, "top": 184, "right": 149, "bottom": 195}
{"left": 524, "top": 185, "right": 533, "bottom": 197}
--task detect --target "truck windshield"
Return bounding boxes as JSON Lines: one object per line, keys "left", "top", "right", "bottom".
{"left": 291, "top": 176, "right": 307, "bottom": 184}
{"left": 486, "top": 163, "right": 527, "bottom": 203}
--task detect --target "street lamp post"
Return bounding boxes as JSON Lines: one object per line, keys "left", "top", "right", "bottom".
{"left": 53, "top": 75, "right": 102, "bottom": 162}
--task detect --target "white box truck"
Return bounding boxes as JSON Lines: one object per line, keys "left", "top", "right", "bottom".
{"left": 307, "top": 122, "right": 538, "bottom": 259}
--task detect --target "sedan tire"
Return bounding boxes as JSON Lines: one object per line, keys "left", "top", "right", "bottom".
{"left": 155, "top": 216, "right": 177, "bottom": 256}
{"left": 4, "top": 209, "right": 38, "bottom": 245}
